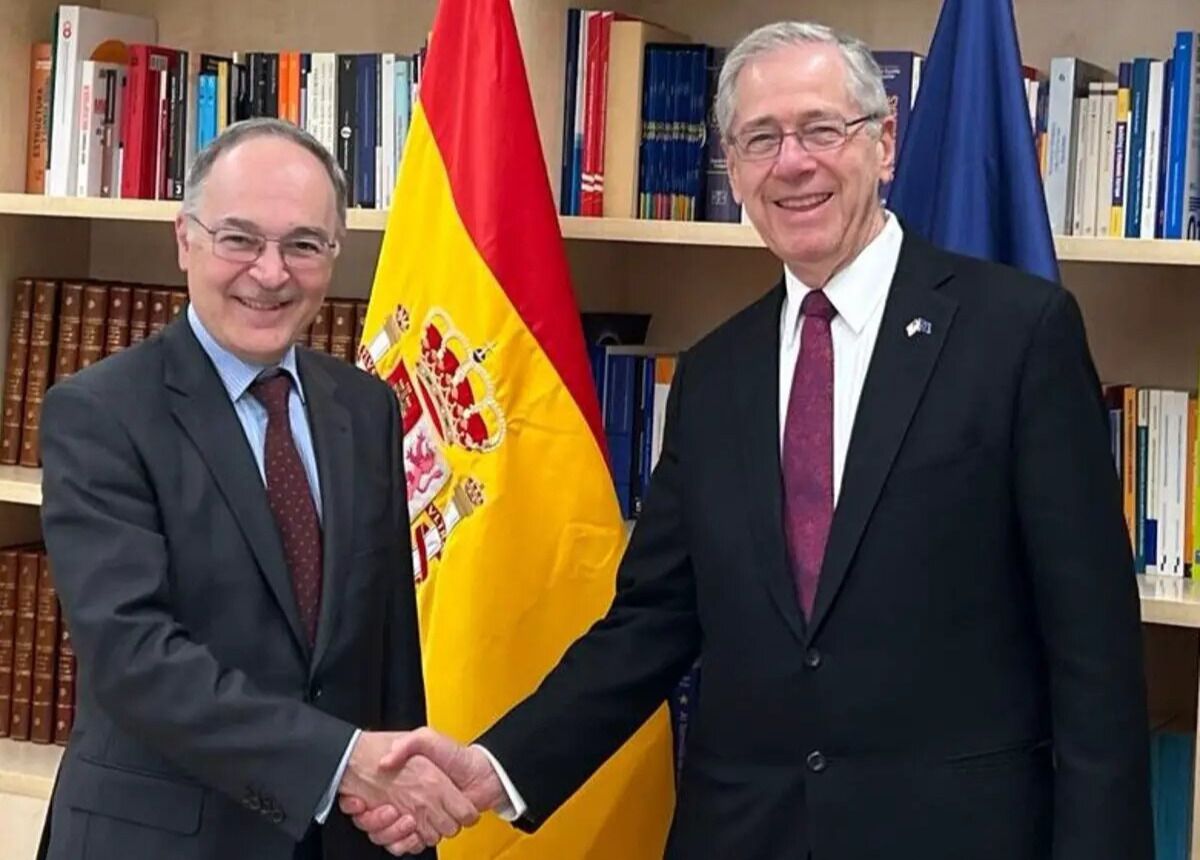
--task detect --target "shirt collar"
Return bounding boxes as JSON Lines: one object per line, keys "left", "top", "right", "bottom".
{"left": 187, "top": 303, "right": 306, "bottom": 404}
{"left": 781, "top": 210, "right": 904, "bottom": 348}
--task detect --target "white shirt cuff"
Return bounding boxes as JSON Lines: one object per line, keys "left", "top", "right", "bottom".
{"left": 315, "top": 728, "right": 362, "bottom": 824}
{"left": 473, "top": 744, "right": 527, "bottom": 822}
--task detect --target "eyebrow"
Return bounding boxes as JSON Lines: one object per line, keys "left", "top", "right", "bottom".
{"left": 737, "top": 109, "right": 842, "bottom": 131}
{"left": 215, "top": 217, "right": 331, "bottom": 240}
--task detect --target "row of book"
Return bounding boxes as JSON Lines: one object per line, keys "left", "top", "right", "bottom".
{"left": 1, "top": 279, "right": 188, "bottom": 469}
{"left": 1104, "top": 385, "right": 1197, "bottom": 577}
{"left": 581, "top": 313, "right": 675, "bottom": 519}
{"left": 556, "top": 13, "right": 935, "bottom": 225}
{"left": 0, "top": 545, "right": 74, "bottom": 746}
{"left": 1043, "top": 34, "right": 1200, "bottom": 239}
{"left": 0, "top": 278, "right": 370, "bottom": 469}
{"left": 559, "top": 11, "right": 732, "bottom": 223}
{"left": 27, "top": 4, "right": 426, "bottom": 210}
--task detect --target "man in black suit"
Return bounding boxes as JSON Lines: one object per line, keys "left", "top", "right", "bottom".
{"left": 38, "top": 118, "right": 476, "bottom": 860}
{"left": 349, "top": 21, "right": 1153, "bottom": 860}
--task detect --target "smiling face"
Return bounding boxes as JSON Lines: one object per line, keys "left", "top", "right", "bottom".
{"left": 725, "top": 42, "right": 895, "bottom": 286}
{"left": 174, "top": 134, "right": 339, "bottom": 365}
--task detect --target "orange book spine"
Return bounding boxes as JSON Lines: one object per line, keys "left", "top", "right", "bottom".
{"left": 129, "top": 288, "right": 151, "bottom": 346}
{"left": 8, "top": 550, "right": 39, "bottom": 740}
{"left": 30, "top": 552, "right": 59, "bottom": 744}
{"left": 103, "top": 286, "right": 133, "bottom": 356}
{"left": 19, "top": 280, "right": 59, "bottom": 468}
{"left": 0, "top": 279, "right": 34, "bottom": 465}
{"left": 25, "top": 43, "right": 52, "bottom": 194}
{"left": 0, "top": 549, "right": 18, "bottom": 736}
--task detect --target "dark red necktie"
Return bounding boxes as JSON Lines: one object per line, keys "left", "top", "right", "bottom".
{"left": 250, "top": 371, "right": 322, "bottom": 645}
{"left": 782, "top": 289, "right": 837, "bottom": 620}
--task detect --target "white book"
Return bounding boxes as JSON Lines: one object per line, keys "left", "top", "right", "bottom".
{"left": 1159, "top": 390, "right": 1176, "bottom": 575}
{"left": 1169, "top": 391, "right": 1189, "bottom": 576}
{"left": 650, "top": 358, "right": 675, "bottom": 471}
{"left": 1070, "top": 96, "right": 1089, "bottom": 236}
{"left": 321, "top": 53, "right": 339, "bottom": 162}
{"left": 381, "top": 53, "right": 395, "bottom": 209}
{"left": 1141, "top": 59, "right": 1165, "bottom": 239}
{"left": 1147, "top": 389, "right": 1162, "bottom": 575}
{"left": 1081, "top": 83, "right": 1103, "bottom": 236}
{"left": 1045, "top": 57, "right": 1113, "bottom": 234}
{"left": 1096, "top": 83, "right": 1118, "bottom": 237}
{"left": 1026, "top": 79, "right": 1038, "bottom": 137}
{"left": 47, "top": 5, "right": 156, "bottom": 196}
{"left": 75, "top": 60, "right": 124, "bottom": 197}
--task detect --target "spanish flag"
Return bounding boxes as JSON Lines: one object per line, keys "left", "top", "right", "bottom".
{"left": 357, "top": 0, "right": 675, "bottom": 856}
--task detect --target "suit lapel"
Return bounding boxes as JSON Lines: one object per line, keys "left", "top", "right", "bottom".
{"left": 807, "top": 235, "right": 958, "bottom": 638}
{"left": 297, "top": 351, "right": 353, "bottom": 678}
{"left": 162, "top": 319, "right": 311, "bottom": 658}
{"left": 735, "top": 284, "right": 808, "bottom": 643}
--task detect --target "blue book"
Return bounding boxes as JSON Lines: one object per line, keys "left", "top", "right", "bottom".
{"left": 1156, "top": 58, "right": 1173, "bottom": 238}
{"left": 1125, "top": 58, "right": 1151, "bottom": 237}
{"left": 355, "top": 54, "right": 378, "bottom": 209}
{"left": 560, "top": 10, "right": 580, "bottom": 215}
{"left": 603, "top": 351, "right": 637, "bottom": 517}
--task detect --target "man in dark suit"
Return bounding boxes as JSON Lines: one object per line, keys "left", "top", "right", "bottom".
{"left": 37, "top": 118, "right": 476, "bottom": 860}
{"left": 348, "top": 21, "right": 1153, "bottom": 860}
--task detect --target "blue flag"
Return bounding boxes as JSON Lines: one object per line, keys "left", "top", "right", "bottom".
{"left": 887, "top": 0, "right": 1060, "bottom": 283}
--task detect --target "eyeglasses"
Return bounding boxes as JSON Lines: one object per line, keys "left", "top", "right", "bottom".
{"left": 187, "top": 214, "right": 339, "bottom": 270}
{"left": 728, "top": 114, "right": 879, "bottom": 161}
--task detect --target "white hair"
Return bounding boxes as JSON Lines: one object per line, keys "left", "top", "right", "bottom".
{"left": 716, "top": 21, "right": 890, "bottom": 140}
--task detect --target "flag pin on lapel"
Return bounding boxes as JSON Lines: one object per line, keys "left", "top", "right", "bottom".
{"left": 906, "top": 317, "right": 932, "bottom": 338}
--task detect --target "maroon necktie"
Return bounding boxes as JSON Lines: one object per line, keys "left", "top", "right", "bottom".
{"left": 250, "top": 371, "right": 322, "bottom": 645}
{"left": 782, "top": 289, "right": 837, "bottom": 620}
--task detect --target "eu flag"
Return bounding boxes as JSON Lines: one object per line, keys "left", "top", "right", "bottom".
{"left": 887, "top": 0, "right": 1060, "bottom": 283}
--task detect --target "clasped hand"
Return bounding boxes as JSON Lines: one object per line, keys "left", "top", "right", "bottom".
{"left": 337, "top": 727, "right": 504, "bottom": 855}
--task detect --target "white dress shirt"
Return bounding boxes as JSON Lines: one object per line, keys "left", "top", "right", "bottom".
{"left": 486, "top": 213, "right": 904, "bottom": 821}
{"left": 778, "top": 213, "right": 903, "bottom": 503}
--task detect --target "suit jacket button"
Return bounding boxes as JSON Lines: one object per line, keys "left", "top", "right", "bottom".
{"left": 271, "top": 810, "right": 285, "bottom": 824}
{"left": 804, "top": 648, "right": 822, "bottom": 669}
{"left": 806, "top": 751, "right": 827, "bottom": 773}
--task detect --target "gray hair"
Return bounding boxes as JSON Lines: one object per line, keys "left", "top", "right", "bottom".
{"left": 181, "top": 117, "right": 348, "bottom": 235}
{"left": 716, "top": 21, "right": 890, "bottom": 140}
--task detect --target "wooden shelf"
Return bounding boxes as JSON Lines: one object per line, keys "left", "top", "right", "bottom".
{"left": 0, "top": 193, "right": 178, "bottom": 224}
{"left": 0, "top": 738, "right": 60, "bottom": 800}
{"left": 1055, "top": 236, "right": 1200, "bottom": 267}
{"left": 2, "top": 194, "right": 1199, "bottom": 266}
{"left": 0, "top": 467, "right": 40, "bottom": 507}
{"left": 1139, "top": 575, "right": 1200, "bottom": 628}
{"left": 559, "top": 215, "right": 764, "bottom": 247}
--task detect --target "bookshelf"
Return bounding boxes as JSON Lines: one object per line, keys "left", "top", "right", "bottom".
{"left": 0, "top": 0, "right": 1198, "bottom": 857}
{"left": 5, "top": 194, "right": 1200, "bottom": 265}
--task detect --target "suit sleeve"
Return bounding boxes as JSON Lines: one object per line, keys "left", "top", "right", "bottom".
{"left": 381, "top": 384, "right": 427, "bottom": 729}
{"left": 1012, "top": 288, "right": 1153, "bottom": 860}
{"left": 478, "top": 352, "right": 702, "bottom": 831}
{"left": 39, "top": 380, "right": 355, "bottom": 843}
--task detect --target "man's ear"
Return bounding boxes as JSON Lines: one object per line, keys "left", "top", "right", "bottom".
{"left": 725, "top": 142, "right": 744, "bottom": 205}
{"left": 174, "top": 214, "right": 191, "bottom": 272}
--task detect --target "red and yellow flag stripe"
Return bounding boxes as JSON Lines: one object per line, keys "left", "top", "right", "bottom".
{"left": 360, "top": 0, "right": 675, "bottom": 857}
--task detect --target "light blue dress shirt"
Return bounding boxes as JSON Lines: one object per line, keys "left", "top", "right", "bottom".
{"left": 187, "top": 306, "right": 358, "bottom": 824}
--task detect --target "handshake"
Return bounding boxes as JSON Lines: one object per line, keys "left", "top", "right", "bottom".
{"left": 337, "top": 727, "right": 508, "bottom": 855}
